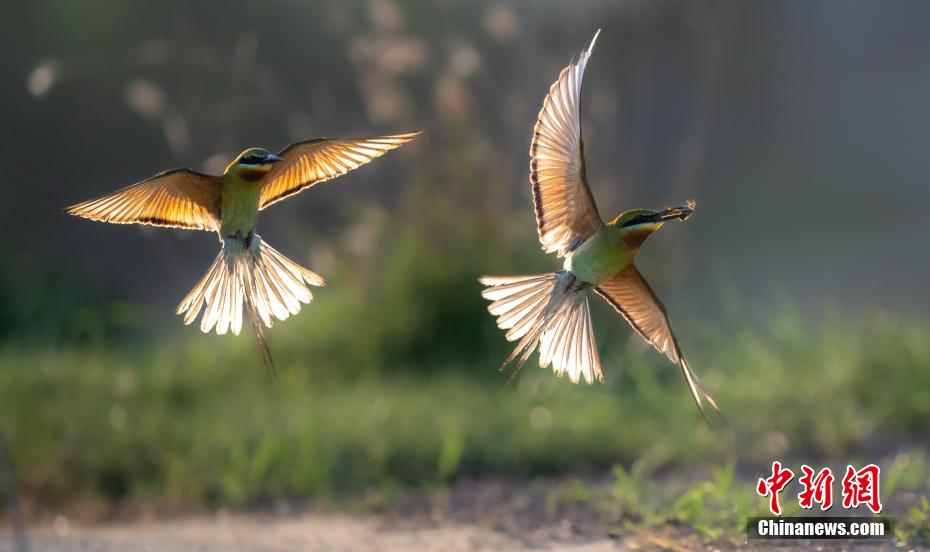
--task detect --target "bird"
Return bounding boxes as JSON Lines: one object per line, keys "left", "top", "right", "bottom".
{"left": 68, "top": 132, "right": 419, "bottom": 368}
{"left": 479, "top": 30, "right": 719, "bottom": 419}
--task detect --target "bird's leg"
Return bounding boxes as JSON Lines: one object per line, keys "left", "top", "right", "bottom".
{"left": 556, "top": 271, "right": 577, "bottom": 294}
{"left": 226, "top": 229, "right": 255, "bottom": 249}
{"left": 556, "top": 271, "right": 591, "bottom": 294}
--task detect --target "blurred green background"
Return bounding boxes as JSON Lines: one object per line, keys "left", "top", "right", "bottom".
{"left": 1, "top": 0, "right": 929, "bottom": 539}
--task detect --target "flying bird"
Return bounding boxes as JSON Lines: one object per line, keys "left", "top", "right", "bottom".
{"left": 69, "top": 132, "right": 419, "bottom": 367}
{"left": 479, "top": 30, "right": 719, "bottom": 418}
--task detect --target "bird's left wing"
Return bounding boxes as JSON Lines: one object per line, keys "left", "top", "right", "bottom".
{"left": 530, "top": 30, "right": 604, "bottom": 257}
{"left": 67, "top": 169, "right": 222, "bottom": 231}
{"left": 595, "top": 266, "right": 720, "bottom": 417}
{"left": 259, "top": 132, "right": 420, "bottom": 209}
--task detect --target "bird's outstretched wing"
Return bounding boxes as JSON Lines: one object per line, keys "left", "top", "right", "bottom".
{"left": 259, "top": 132, "right": 420, "bottom": 209}
{"left": 530, "top": 30, "right": 604, "bottom": 257}
{"left": 595, "top": 266, "right": 720, "bottom": 418}
{"left": 67, "top": 169, "right": 222, "bottom": 231}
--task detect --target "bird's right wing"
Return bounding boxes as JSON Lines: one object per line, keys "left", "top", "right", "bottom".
{"left": 530, "top": 30, "right": 604, "bottom": 257}
{"left": 595, "top": 265, "right": 720, "bottom": 418}
{"left": 258, "top": 132, "right": 420, "bottom": 210}
{"left": 68, "top": 169, "right": 222, "bottom": 231}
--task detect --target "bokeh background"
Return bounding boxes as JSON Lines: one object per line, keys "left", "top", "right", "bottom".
{"left": 1, "top": 0, "right": 929, "bottom": 541}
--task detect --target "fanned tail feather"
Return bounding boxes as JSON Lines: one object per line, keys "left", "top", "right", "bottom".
{"left": 479, "top": 271, "right": 603, "bottom": 384}
{"left": 177, "top": 233, "right": 325, "bottom": 371}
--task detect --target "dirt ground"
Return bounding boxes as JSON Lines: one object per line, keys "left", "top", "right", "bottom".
{"left": 1, "top": 478, "right": 921, "bottom": 551}
{"left": 2, "top": 512, "right": 917, "bottom": 552}
{"left": 2, "top": 512, "right": 623, "bottom": 552}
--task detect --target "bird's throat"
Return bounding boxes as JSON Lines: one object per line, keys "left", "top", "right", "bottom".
{"left": 238, "top": 166, "right": 268, "bottom": 182}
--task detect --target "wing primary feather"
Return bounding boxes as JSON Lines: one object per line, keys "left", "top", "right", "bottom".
{"left": 67, "top": 169, "right": 221, "bottom": 231}
{"left": 259, "top": 131, "right": 421, "bottom": 209}
{"left": 529, "top": 31, "right": 604, "bottom": 257}
{"left": 595, "top": 266, "right": 721, "bottom": 422}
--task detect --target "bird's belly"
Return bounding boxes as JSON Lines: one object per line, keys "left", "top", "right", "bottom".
{"left": 220, "top": 207, "right": 258, "bottom": 237}
{"left": 565, "top": 235, "right": 633, "bottom": 286}
{"left": 220, "top": 183, "right": 261, "bottom": 237}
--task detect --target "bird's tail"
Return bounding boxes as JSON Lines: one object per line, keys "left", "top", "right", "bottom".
{"left": 176, "top": 232, "right": 325, "bottom": 371}
{"left": 479, "top": 271, "right": 603, "bottom": 384}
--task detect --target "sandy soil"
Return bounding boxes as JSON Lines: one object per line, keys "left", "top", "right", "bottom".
{"left": 4, "top": 512, "right": 917, "bottom": 552}
{"left": 2, "top": 512, "right": 628, "bottom": 552}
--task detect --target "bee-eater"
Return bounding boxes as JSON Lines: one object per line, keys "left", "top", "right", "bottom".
{"left": 69, "top": 132, "right": 419, "bottom": 366}
{"left": 479, "top": 31, "right": 719, "bottom": 418}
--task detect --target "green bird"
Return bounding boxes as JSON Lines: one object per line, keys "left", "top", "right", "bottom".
{"left": 479, "top": 30, "right": 719, "bottom": 418}
{"left": 69, "top": 132, "right": 419, "bottom": 365}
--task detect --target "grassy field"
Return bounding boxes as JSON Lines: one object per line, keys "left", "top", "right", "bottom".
{"left": 2, "top": 302, "right": 929, "bottom": 544}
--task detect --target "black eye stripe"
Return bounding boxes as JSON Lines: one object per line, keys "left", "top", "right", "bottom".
{"left": 622, "top": 214, "right": 651, "bottom": 227}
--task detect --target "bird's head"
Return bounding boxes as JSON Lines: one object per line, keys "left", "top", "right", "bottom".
{"left": 227, "top": 148, "right": 284, "bottom": 180}
{"left": 611, "top": 201, "right": 696, "bottom": 248}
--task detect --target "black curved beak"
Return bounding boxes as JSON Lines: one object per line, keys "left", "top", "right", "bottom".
{"left": 622, "top": 200, "right": 696, "bottom": 227}
{"left": 651, "top": 202, "right": 695, "bottom": 223}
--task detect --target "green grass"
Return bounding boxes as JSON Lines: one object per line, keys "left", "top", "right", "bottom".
{"left": 1, "top": 224, "right": 929, "bottom": 544}
{"left": 0, "top": 344, "right": 702, "bottom": 510}
{"left": 546, "top": 452, "right": 930, "bottom": 545}
{"left": 1, "top": 307, "right": 929, "bottom": 521}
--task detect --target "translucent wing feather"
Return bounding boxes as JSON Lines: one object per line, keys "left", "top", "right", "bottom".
{"left": 259, "top": 132, "right": 420, "bottom": 209}
{"left": 67, "top": 169, "right": 222, "bottom": 231}
{"left": 530, "top": 30, "right": 603, "bottom": 257}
